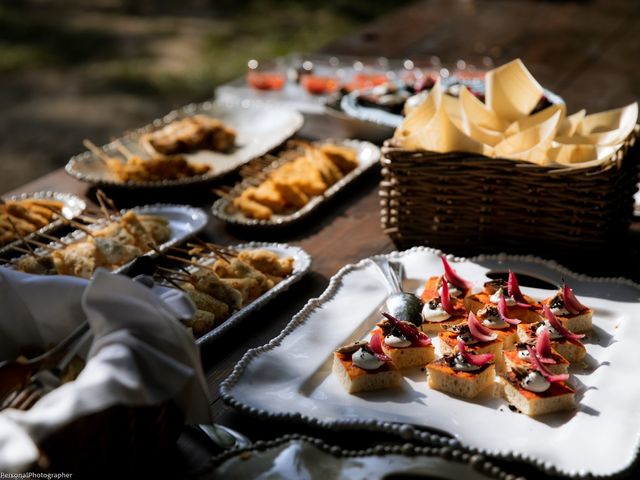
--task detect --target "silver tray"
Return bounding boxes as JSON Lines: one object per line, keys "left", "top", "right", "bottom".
{"left": 220, "top": 246, "right": 640, "bottom": 478}
{"left": 65, "top": 101, "right": 304, "bottom": 188}
{"left": 340, "top": 77, "right": 565, "bottom": 129}
{"left": 0, "top": 191, "right": 86, "bottom": 257}
{"left": 194, "top": 242, "right": 311, "bottom": 345}
{"left": 210, "top": 139, "right": 381, "bottom": 228}
{"left": 5, "top": 204, "right": 208, "bottom": 276}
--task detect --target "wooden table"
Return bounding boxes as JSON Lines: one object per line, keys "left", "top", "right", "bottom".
{"left": 5, "top": 0, "right": 640, "bottom": 477}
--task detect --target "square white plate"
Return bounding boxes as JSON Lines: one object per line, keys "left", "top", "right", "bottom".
{"left": 221, "top": 247, "right": 640, "bottom": 478}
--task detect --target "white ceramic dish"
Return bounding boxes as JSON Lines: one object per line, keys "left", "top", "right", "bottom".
{"left": 194, "top": 242, "right": 312, "bottom": 345}
{"left": 65, "top": 101, "right": 304, "bottom": 188}
{"left": 0, "top": 191, "right": 86, "bottom": 256}
{"left": 221, "top": 247, "right": 640, "bottom": 478}
{"left": 6, "top": 204, "right": 208, "bottom": 276}
{"left": 209, "top": 435, "right": 498, "bottom": 480}
{"left": 211, "top": 139, "right": 381, "bottom": 228}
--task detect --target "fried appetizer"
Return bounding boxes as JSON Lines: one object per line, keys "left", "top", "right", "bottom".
{"left": 333, "top": 337, "right": 402, "bottom": 394}
{"left": 144, "top": 115, "right": 236, "bottom": 155}
{"left": 237, "top": 249, "right": 294, "bottom": 279}
{"left": 231, "top": 143, "right": 358, "bottom": 220}
{"left": 427, "top": 339, "right": 495, "bottom": 399}
{"left": 540, "top": 283, "right": 592, "bottom": 333}
{"left": 0, "top": 198, "right": 65, "bottom": 246}
{"left": 107, "top": 154, "right": 210, "bottom": 182}
{"left": 375, "top": 313, "right": 435, "bottom": 368}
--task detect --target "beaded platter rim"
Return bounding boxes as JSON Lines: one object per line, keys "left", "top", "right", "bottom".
{"left": 207, "top": 433, "right": 517, "bottom": 480}
{"left": 219, "top": 246, "right": 640, "bottom": 479}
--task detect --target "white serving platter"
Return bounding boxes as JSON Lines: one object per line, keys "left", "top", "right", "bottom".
{"left": 65, "top": 101, "right": 304, "bottom": 188}
{"left": 221, "top": 247, "right": 640, "bottom": 478}
{"left": 210, "top": 139, "right": 381, "bottom": 227}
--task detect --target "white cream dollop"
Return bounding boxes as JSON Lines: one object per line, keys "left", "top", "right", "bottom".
{"left": 456, "top": 331, "right": 478, "bottom": 345}
{"left": 384, "top": 334, "right": 411, "bottom": 348}
{"left": 489, "top": 287, "right": 516, "bottom": 306}
{"left": 536, "top": 322, "right": 562, "bottom": 340}
{"left": 352, "top": 348, "right": 384, "bottom": 370}
{"left": 438, "top": 281, "right": 462, "bottom": 298}
{"left": 520, "top": 371, "right": 550, "bottom": 392}
{"left": 551, "top": 305, "right": 570, "bottom": 316}
{"left": 517, "top": 349, "right": 531, "bottom": 360}
{"left": 481, "top": 313, "right": 508, "bottom": 329}
{"left": 452, "top": 354, "right": 481, "bottom": 372}
{"left": 422, "top": 302, "right": 451, "bottom": 323}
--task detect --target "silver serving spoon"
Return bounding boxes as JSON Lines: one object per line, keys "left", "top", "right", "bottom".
{"left": 370, "top": 258, "right": 423, "bottom": 327}
{"left": 194, "top": 423, "right": 251, "bottom": 450}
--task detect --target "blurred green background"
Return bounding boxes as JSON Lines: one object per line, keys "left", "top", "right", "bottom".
{"left": 0, "top": 0, "right": 411, "bottom": 193}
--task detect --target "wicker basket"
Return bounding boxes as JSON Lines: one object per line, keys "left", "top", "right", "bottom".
{"left": 380, "top": 126, "right": 640, "bottom": 256}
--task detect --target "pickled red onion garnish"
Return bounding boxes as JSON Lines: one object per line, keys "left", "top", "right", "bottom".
{"left": 507, "top": 271, "right": 533, "bottom": 308}
{"left": 497, "top": 293, "right": 521, "bottom": 325}
{"left": 382, "top": 312, "right": 432, "bottom": 346}
{"left": 369, "top": 332, "right": 392, "bottom": 361}
{"left": 543, "top": 304, "right": 585, "bottom": 341}
{"left": 440, "top": 277, "right": 456, "bottom": 315}
{"left": 457, "top": 338, "right": 494, "bottom": 366}
{"left": 535, "top": 328, "right": 556, "bottom": 364}
{"left": 526, "top": 345, "right": 569, "bottom": 383}
{"left": 468, "top": 312, "right": 498, "bottom": 342}
{"left": 562, "top": 283, "right": 588, "bottom": 315}
{"left": 441, "top": 256, "right": 472, "bottom": 291}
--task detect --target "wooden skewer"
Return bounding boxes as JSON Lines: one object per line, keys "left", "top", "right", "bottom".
{"left": 146, "top": 243, "right": 190, "bottom": 274}
{"left": 112, "top": 139, "right": 135, "bottom": 161}
{"left": 76, "top": 215, "right": 100, "bottom": 224}
{"left": 35, "top": 232, "right": 67, "bottom": 246}
{"left": 83, "top": 139, "right": 113, "bottom": 166}
{"left": 24, "top": 238, "right": 56, "bottom": 252}
{"left": 6, "top": 217, "right": 36, "bottom": 256}
{"left": 95, "top": 189, "right": 115, "bottom": 222}
{"left": 156, "top": 272, "right": 187, "bottom": 292}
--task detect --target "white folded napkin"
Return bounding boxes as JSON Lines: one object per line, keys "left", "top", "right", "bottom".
{"left": 0, "top": 268, "right": 211, "bottom": 472}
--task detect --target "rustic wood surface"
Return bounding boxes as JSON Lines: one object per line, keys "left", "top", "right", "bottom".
{"left": 5, "top": 0, "right": 640, "bottom": 477}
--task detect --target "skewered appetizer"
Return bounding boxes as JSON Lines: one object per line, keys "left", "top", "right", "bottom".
{"left": 540, "top": 283, "right": 593, "bottom": 333}
{"left": 420, "top": 257, "right": 470, "bottom": 333}
{"left": 15, "top": 211, "right": 170, "bottom": 279}
{"left": 107, "top": 154, "right": 211, "bottom": 182}
{"left": 465, "top": 272, "right": 542, "bottom": 323}
{"left": 0, "top": 198, "right": 65, "bottom": 247}
{"left": 142, "top": 115, "right": 236, "bottom": 155}
{"left": 165, "top": 248, "right": 294, "bottom": 338}
{"left": 333, "top": 336, "right": 402, "bottom": 394}
{"left": 499, "top": 345, "right": 576, "bottom": 417}
{"left": 427, "top": 339, "right": 495, "bottom": 399}
{"left": 232, "top": 143, "right": 359, "bottom": 220}
{"left": 517, "top": 306, "right": 586, "bottom": 363}
{"left": 84, "top": 139, "right": 212, "bottom": 183}
{"left": 374, "top": 312, "right": 434, "bottom": 368}
{"left": 504, "top": 329, "right": 570, "bottom": 376}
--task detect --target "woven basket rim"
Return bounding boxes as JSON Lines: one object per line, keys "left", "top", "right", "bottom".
{"left": 382, "top": 124, "right": 639, "bottom": 174}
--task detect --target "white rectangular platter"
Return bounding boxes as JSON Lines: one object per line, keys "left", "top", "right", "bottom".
{"left": 221, "top": 247, "right": 640, "bottom": 478}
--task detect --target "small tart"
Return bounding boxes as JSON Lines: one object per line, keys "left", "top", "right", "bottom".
{"left": 540, "top": 291, "right": 593, "bottom": 333}
{"left": 503, "top": 346, "right": 569, "bottom": 375}
{"left": 438, "top": 325, "right": 505, "bottom": 371}
{"left": 427, "top": 356, "right": 495, "bottom": 399}
{"left": 373, "top": 327, "right": 435, "bottom": 369}
{"left": 465, "top": 290, "right": 541, "bottom": 324}
{"left": 517, "top": 322, "right": 586, "bottom": 363}
{"left": 498, "top": 369, "right": 576, "bottom": 417}
{"left": 333, "top": 351, "right": 402, "bottom": 394}
{"left": 474, "top": 304, "right": 518, "bottom": 350}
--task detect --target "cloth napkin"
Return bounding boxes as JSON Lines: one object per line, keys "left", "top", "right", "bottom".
{"left": 0, "top": 268, "right": 211, "bottom": 472}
